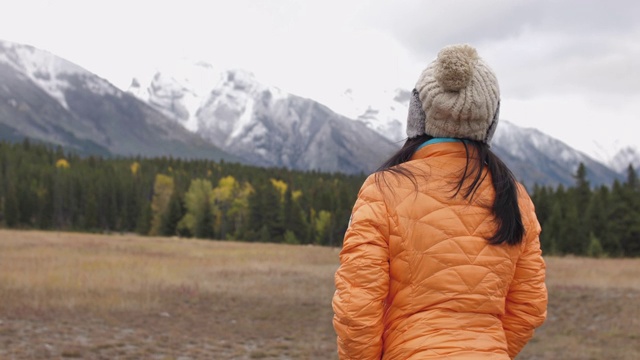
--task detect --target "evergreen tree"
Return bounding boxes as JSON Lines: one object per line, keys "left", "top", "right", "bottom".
{"left": 561, "top": 202, "right": 584, "bottom": 255}
{"left": 244, "top": 185, "right": 262, "bottom": 241}
{"left": 586, "top": 232, "right": 605, "bottom": 258}
{"left": 136, "top": 201, "right": 152, "bottom": 235}
{"left": 264, "top": 181, "right": 284, "bottom": 242}
{"left": 82, "top": 182, "right": 99, "bottom": 230}
{"left": 246, "top": 181, "right": 283, "bottom": 242}
{"left": 586, "top": 186, "right": 620, "bottom": 256}
{"left": 573, "top": 163, "right": 591, "bottom": 215}
{"left": 569, "top": 163, "right": 591, "bottom": 252}
{"left": 194, "top": 198, "right": 215, "bottom": 239}
{"left": 608, "top": 181, "right": 632, "bottom": 257}
{"left": 160, "top": 190, "right": 184, "bottom": 236}
{"left": 531, "top": 185, "right": 552, "bottom": 233}
{"left": 4, "top": 181, "right": 19, "bottom": 227}
{"left": 283, "top": 186, "right": 308, "bottom": 243}
{"left": 541, "top": 201, "right": 562, "bottom": 255}
{"left": 625, "top": 164, "right": 639, "bottom": 191}
{"left": 612, "top": 176, "right": 640, "bottom": 257}
{"left": 283, "top": 230, "right": 299, "bottom": 244}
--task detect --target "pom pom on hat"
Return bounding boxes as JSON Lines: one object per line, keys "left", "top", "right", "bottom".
{"left": 408, "top": 44, "right": 500, "bottom": 145}
{"left": 434, "top": 44, "right": 478, "bottom": 91}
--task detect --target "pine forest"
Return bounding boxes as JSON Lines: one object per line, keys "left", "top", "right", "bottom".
{"left": 1, "top": 140, "right": 639, "bottom": 257}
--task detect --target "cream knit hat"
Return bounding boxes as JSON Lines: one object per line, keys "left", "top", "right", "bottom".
{"left": 406, "top": 44, "right": 500, "bottom": 145}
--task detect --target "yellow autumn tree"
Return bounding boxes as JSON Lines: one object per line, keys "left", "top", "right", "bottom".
{"left": 149, "top": 174, "right": 174, "bottom": 236}
{"left": 130, "top": 161, "right": 140, "bottom": 176}
{"left": 228, "top": 181, "right": 254, "bottom": 238}
{"left": 314, "top": 210, "right": 332, "bottom": 245}
{"left": 178, "top": 178, "right": 214, "bottom": 238}
{"left": 270, "top": 178, "right": 287, "bottom": 202}
{"left": 55, "top": 158, "right": 70, "bottom": 169}
{"left": 211, "top": 176, "right": 254, "bottom": 239}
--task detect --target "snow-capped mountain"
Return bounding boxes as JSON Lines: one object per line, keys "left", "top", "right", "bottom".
{"left": 129, "top": 63, "right": 398, "bottom": 174}
{"left": 0, "top": 40, "right": 235, "bottom": 161}
{"left": 491, "top": 121, "right": 622, "bottom": 187}
{"left": 0, "top": 40, "right": 117, "bottom": 110}
{"left": 591, "top": 140, "right": 640, "bottom": 173}
{"left": 327, "top": 88, "right": 408, "bottom": 143}
{"left": 330, "top": 87, "right": 640, "bottom": 175}
{"left": 0, "top": 39, "right": 632, "bottom": 186}
{"left": 128, "top": 60, "right": 221, "bottom": 133}
{"left": 609, "top": 146, "right": 640, "bottom": 173}
{"left": 328, "top": 87, "right": 624, "bottom": 187}
{"left": 129, "top": 59, "right": 627, "bottom": 186}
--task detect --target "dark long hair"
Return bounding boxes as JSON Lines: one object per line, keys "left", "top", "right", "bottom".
{"left": 375, "top": 134, "right": 524, "bottom": 246}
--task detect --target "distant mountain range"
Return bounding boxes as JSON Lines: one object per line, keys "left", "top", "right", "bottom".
{"left": 0, "top": 39, "right": 634, "bottom": 187}
{"left": 128, "top": 63, "right": 397, "bottom": 174}
{"left": 0, "top": 40, "right": 236, "bottom": 162}
{"left": 319, "top": 87, "right": 631, "bottom": 187}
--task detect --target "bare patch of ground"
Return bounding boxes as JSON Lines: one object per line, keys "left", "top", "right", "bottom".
{"left": 0, "top": 291, "right": 336, "bottom": 359}
{"left": 518, "top": 286, "right": 640, "bottom": 360}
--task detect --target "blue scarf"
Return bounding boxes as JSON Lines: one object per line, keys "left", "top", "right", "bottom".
{"left": 416, "top": 137, "right": 462, "bottom": 151}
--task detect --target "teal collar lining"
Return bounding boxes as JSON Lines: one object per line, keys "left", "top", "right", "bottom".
{"left": 416, "top": 137, "right": 462, "bottom": 151}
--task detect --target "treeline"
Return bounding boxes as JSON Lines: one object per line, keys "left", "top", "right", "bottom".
{"left": 531, "top": 164, "right": 640, "bottom": 257}
{"left": 1, "top": 140, "right": 639, "bottom": 257}
{"left": 0, "top": 140, "right": 364, "bottom": 246}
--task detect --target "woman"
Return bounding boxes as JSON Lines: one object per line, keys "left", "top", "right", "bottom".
{"left": 332, "top": 44, "right": 547, "bottom": 359}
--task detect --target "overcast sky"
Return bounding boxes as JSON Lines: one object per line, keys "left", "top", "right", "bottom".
{"left": 2, "top": 0, "right": 639, "bottom": 159}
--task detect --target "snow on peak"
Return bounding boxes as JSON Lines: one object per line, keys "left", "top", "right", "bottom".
{"left": 494, "top": 120, "right": 589, "bottom": 163}
{"left": 588, "top": 138, "right": 640, "bottom": 172}
{"left": 128, "top": 61, "right": 288, "bottom": 133}
{"left": 0, "top": 40, "right": 117, "bottom": 109}
{"left": 325, "top": 87, "right": 409, "bottom": 143}
{"left": 609, "top": 146, "right": 640, "bottom": 173}
{"left": 133, "top": 59, "right": 224, "bottom": 131}
{"left": 200, "top": 68, "right": 289, "bottom": 146}
{"left": 222, "top": 69, "right": 287, "bottom": 101}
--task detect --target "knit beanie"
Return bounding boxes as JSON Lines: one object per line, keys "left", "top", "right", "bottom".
{"left": 406, "top": 44, "right": 500, "bottom": 145}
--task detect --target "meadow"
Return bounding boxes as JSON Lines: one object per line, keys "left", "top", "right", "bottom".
{"left": 0, "top": 229, "right": 638, "bottom": 359}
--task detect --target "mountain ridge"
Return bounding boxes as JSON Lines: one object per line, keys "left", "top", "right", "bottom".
{"left": 128, "top": 59, "right": 625, "bottom": 187}
{"left": 0, "top": 39, "right": 633, "bottom": 187}
{"left": 128, "top": 63, "right": 398, "bottom": 175}
{"left": 0, "top": 40, "right": 238, "bottom": 162}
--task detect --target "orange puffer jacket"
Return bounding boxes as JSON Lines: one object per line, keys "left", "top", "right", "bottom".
{"left": 333, "top": 142, "right": 547, "bottom": 359}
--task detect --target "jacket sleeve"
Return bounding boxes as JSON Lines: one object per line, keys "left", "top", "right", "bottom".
{"left": 332, "top": 175, "right": 390, "bottom": 360}
{"left": 501, "top": 195, "right": 548, "bottom": 359}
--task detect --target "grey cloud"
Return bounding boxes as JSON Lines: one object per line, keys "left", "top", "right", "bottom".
{"left": 490, "top": 31, "right": 640, "bottom": 98}
{"left": 361, "top": 0, "right": 640, "bottom": 97}
{"left": 365, "top": 0, "right": 640, "bottom": 59}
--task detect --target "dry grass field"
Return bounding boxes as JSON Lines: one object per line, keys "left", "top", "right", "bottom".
{"left": 0, "top": 229, "right": 638, "bottom": 360}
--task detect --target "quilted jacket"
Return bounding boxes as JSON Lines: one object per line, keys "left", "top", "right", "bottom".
{"left": 332, "top": 141, "right": 547, "bottom": 359}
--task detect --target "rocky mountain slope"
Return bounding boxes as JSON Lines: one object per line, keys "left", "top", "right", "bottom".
{"left": 328, "top": 87, "right": 627, "bottom": 187}
{"left": 129, "top": 63, "right": 398, "bottom": 174}
{"left": 0, "top": 40, "right": 632, "bottom": 186}
{"left": 0, "top": 40, "right": 236, "bottom": 162}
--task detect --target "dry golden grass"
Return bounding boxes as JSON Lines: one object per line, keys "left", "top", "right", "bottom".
{"left": 0, "top": 229, "right": 339, "bottom": 359}
{"left": 518, "top": 256, "right": 640, "bottom": 360}
{"left": 0, "top": 229, "right": 639, "bottom": 359}
{"left": 544, "top": 256, "right": 640, "bottom": 290}
{"left": 0, "top": 230, "right": 336, "bottom": 314}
